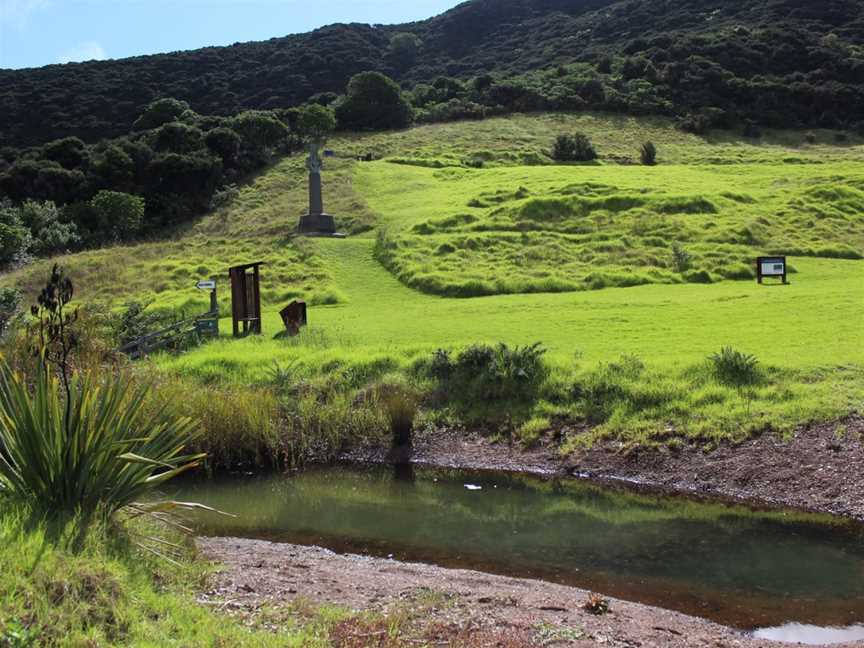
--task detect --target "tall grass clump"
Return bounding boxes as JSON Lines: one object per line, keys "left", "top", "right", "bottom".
{"left": 426, "top": 343, "right": 547, "bottom": 425}
{"left": 0, "top": 265, "right": 204, "bottom": 523}
{"left": 709, "top": 347, "right": 761, "bottom": 389}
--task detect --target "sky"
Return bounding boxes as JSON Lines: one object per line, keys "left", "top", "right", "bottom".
{"left": 0, "top": 0, "right": 463, "bottom": 70}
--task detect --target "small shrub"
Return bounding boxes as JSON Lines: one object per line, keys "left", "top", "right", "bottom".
{"left": 640, "top": 141, "right": 657, "bottom": 165}
{"left": 552, "top": 133, "right": 597, "bottom": 162}
{"left": 671, "top": 243, "right": 692, "bottom": 272}
{"left": 709, "top": 347, "right": 760, "bottom": 388}
{"left": 0, "top": 287, "right": 20, "bottom": 338}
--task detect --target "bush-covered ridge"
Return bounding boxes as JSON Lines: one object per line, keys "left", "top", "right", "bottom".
{"left": 2, "top": 0, "right": 864, "bottom": 148}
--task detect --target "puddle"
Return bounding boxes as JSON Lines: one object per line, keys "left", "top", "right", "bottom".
{"left": 172, "top": 464, "right": 864, "bottom": 631}
{"left": 754, "top": 623, "right": 864, "bottom": 645}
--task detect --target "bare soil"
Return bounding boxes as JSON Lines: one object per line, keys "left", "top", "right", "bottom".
{"left": 199, "top": 537, "right": 781, "bottom": 647}
{"left": 352, "top": 415, "right": 864, "bottom": 521}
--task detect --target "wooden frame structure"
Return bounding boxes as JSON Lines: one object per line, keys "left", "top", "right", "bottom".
{"left": 229, "top": 262, "right": 264, "bottom": 337}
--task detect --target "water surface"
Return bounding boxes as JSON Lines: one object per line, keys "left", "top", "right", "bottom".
{"left": 174, "top": 464, "right": 864, "bottom": 631}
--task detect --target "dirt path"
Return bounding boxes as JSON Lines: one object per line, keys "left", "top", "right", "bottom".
{"left": 348, "top": 415, "right": 864, "bottom": 521}
{"left": 199, "top": 537, "right": 784, "bottom": 647}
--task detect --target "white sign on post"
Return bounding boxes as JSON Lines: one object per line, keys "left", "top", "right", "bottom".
{"left": 760, "top": 262, "right": 785, "bottom": 276}
{"left": 196, "top": 280, "right": 216, "bottom": 291}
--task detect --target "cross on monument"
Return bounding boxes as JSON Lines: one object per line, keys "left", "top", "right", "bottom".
{"left": 298, "top": 142, "right": 336, "bottom": 234}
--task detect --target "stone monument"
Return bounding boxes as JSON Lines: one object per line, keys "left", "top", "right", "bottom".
{"left": 298, "top": 143, "right": 336, "bottom": 235}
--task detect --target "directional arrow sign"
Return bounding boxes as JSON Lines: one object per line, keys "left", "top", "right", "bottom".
{"left": 196, "top": 280, "right": 216, "bottom": 291}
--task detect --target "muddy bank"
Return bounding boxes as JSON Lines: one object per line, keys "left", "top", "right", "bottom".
{"left": 199, "top": 537, "right": 783, "bottom": 647}
{"left": 348, "top": 415, "right": 864, "bottom": 521}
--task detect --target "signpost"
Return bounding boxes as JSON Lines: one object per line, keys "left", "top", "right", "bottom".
{"left": 196, "top": 279, "right": 219, "bottom": 337}
{"left": 756, "top": 256, "right": 788, "bottom": 285}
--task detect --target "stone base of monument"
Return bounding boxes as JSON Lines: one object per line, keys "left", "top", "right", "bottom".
{"left": 298, "top": 213, "right": 337, "bottom": 235}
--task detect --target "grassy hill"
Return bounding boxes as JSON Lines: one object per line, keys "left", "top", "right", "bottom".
{"left": 2, "top": 0, "right": 864, "bottom": 147}
{"left": 5, "top": 113, "right": 864, "bottom": 455}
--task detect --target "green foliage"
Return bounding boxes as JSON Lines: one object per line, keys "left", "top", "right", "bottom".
{"left": 336, "top": 71, "right": 414, "bottom": 132}
{"left": 230, "top": 110, "right": 288, "bottom": 151}
{"left": 552, "top": 133, "right": 597, "bottom": 162}
{"left": 0, "top": 216, "right": 29, "bottom": 266}
{"left": 428, "top": 342, "right": 547, "bottom": 406}
{"left": 133, "top": 97, "right": 191, "bottom": 131}
{"left": 89, "top": 190, "right": 145, "bottom": 241}
{"left": 154, "top": 121, "right": 204, "bottom": 154}
{"left": 296, "top": 104, "right": 336, "bottom": 143}
{"left": 0, "top": 361, "right": 203, "bottom": 519}
{"left": 0, "top": 287, "right": 19, "bottom": 338}
{"left": 640, "top": 141, "right": 657, "bottom": 165}
{"left": 42, "top": 137, "right": 88, "bottom": 170}
{"left": 389, "top": 32, "right": 422, "bottom": 67}
{"left": 709, "top": 347, "right": 761, "bottom": 389}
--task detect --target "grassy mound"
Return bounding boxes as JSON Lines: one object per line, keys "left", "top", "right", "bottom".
{"left": 372, "top": 168, "right": 864, "bottom": 297}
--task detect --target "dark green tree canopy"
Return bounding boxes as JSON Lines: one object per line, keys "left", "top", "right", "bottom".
{"left": 335, "top": 72, "right": 414, "bottom": 132}
{"left": 133, "top": 98, "right": 191, "bottom": 131}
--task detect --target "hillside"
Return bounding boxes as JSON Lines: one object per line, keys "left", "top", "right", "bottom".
{"left": 4, "top": 113, "right": 862, "bottom": 454}
{"left": 3, "top": 0, "right": 864, "bottom": 148}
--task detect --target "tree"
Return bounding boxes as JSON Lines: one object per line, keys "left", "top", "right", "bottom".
{"left": 552, "top": 133, "right": 597, "bottom": 162}
{"left": 295, "top": 104, "right": 336, "bottom": 143}
{"left": 133, "top": 98, "right": 191, "bottom": 131}
{"left": 92, "top": 144, "right": 136, "bottom": 190}
{"left": 335, "top": 72, "right": 414, "bottom": 132}
{"left": 154, "top": 121, "right": 204, "bottom": 154}
{"left": 0, "top": 219, "right": 29, "bottom": 266}
{"left": 231, "top": 110, "right": 289, "bottom": 150}
{"left": 89, "top": 190, "right": 145, "bottom": 241}
{"left": 42, "top": 137, "right": 88, "bottom": 170}
{"left": 389, "top": 32, "right": 421, "bottom": 67}
{"left": 205, "top": 127, "right": 243, "bottom": 165}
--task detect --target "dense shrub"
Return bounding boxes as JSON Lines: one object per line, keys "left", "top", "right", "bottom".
{"left": 428, "top": 343, "right": 547, "bottom": 405}
{"left": 0, "top": 213, "right": 29, "bottom": 266}
{"left": 89, "top": 190, "right": 145, "bottom": 241}
{"left": 335, "top": 72, "right": 414, "bottom": 132}
{"left": 640, "top": 141, "right": 657, "bottom": 165}
{"left": 552, "top": 133, "right": 597, "bottom": 162}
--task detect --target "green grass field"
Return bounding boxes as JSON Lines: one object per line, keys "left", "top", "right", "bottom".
{"left": 5, "top": 112, "right": 863, "bottom": 448}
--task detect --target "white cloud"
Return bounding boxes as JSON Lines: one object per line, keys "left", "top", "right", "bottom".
{"left": 57, "top": 40, "right": 107, "bottom": 64}
{"left": 0, "top": 0, "right": 52, "bottom": 31}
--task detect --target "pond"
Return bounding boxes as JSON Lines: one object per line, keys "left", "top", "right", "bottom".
{"left": 173, "top": 464, "right": 864, "bottom": 638}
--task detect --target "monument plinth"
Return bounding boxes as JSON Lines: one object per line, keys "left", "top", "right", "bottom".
{"left": 298, "top": 143, "right": 337, "bottom": 235}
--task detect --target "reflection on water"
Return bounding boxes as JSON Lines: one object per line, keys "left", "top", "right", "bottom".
{"left": 754, "top": 623, "right": 864, "bottom": 645}
{"left": 172, "top": 464, "right": 864, "bottom": 631}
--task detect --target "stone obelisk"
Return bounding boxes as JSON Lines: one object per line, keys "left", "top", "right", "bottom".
{"left": 298, "top": 143, "right": 336, "bottom": 235}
